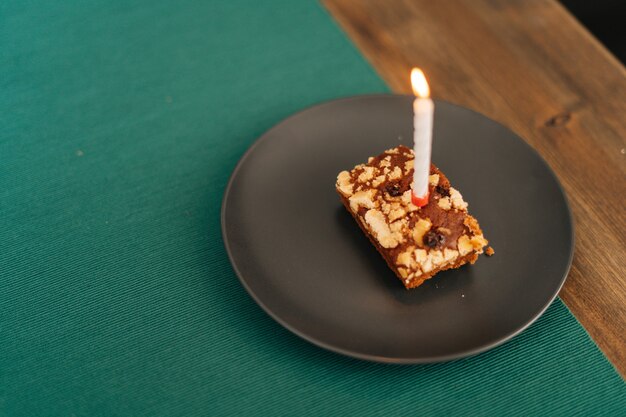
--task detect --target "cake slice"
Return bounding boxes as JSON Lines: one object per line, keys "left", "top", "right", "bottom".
{"left": 336, "top": 145, "right": 490, "bottom": 289}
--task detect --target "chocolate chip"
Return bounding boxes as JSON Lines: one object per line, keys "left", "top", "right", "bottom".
{"left": 424, "top": 231, "right": 446, "bottom": 248}
{"left": 385, "top": 182, "right": 403, "bottom": 197}
{"left": 435, "top": 185, "right": 450, "bottom": 197}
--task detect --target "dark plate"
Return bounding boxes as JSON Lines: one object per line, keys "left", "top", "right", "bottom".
{"left": 221, "top": 95, "right": 573, "bottom": 363}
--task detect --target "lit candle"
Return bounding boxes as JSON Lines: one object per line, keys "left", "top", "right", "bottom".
{"left": 410, "top": 68, "right": 434, "bottom": 207}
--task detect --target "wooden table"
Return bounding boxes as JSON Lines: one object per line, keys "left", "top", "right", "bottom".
{"left": 324, "top": 0, "right": 626, "bottom": 377}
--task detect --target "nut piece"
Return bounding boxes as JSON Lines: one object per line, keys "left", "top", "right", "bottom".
{"left": 421, "top": 257, "right": 434, "bottom": 273}
{"left": 443, "top": 248, "right": 459, "bottom": 262}
{"left": 450, "top": 187, "right": 468, "bottom": 210}
{"left": 336, "top": 171, "right": 354, "bottom": 196}
{"left": 404, "top": 159, "right": 414, "bottom": 173}
{"left": 372, "top": 174, "right": 386, "bottom": 187}
{"left": 414, "top": 248, "right": 427, "bottom": 263}
{"left": 364, "top": 209, "right": 400, "bottom": 248}
{"left": 437, "top": 196, "right": 452, "bottom": 210}
{"left": 388, "top": 166, "right": 402, "bottom": 180}
{"left": 430, "top": 250, "right": 445, "bottom": 268}
{"left": 389, "top": 219, "right": 406, "bottom": 233}
{"left": 412, "top": 218, "right": 432, "bottom": 246}
{"left": 464, "top": 215, "right": 481, "bottom": 234}
{"left": 358, "top": 166, "right": 375, "bottom": 183}
{"left": 429, "top": 174, "right": 440, "bottom": 186}
{"left": 413, "top": 248, "right": 434, "bottom": 272}
{"left": 402, "top": 190, "right": 419, "bottom": 212}
{"left": 349, "top": 190, "right": 376, "bottom": 212}
{"left": 485, "top": 246, "right": 495, "bottom": 256}
{"left": 396, "top": 249, "right": 415, "bottom": 267}
{"left": 470, "top": 235, "right": 488, "bottom": 253}
{"left": 457, "top": 235, "right": 473, "bottom": 256}
{"left": 388, "top": 205, "right": 406, "bottom": 222}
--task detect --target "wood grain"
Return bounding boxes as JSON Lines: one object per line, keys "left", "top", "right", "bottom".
{"left": 324, "top": 0, "right": 626, "bottom": 376}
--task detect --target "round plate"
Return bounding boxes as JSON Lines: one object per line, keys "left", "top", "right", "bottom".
{"left": 221, "top": 95, "right": 573, "bottom": 363}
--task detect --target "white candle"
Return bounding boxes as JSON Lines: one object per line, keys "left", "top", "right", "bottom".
{"left": 410, "top": 68, "right": 434, "bottom": 207}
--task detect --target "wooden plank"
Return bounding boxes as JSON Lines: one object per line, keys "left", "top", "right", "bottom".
{"left": 324, "top": 0, "right": 626, "bottom": 376}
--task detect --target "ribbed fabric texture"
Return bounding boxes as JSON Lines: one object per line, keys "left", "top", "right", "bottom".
{"left": 1, "top": 1, "right": 624, "bottom": 416}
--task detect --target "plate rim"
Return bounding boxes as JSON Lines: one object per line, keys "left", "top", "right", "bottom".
{"left": 221, "top": 94, "right": 575, "bottom": 364}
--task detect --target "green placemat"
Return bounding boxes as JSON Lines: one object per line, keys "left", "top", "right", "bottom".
{"left": 1, "top": 1, "right": 624, "bottom": 416}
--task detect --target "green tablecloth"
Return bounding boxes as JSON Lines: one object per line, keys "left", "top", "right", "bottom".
{"left": 2, "top": 1, "right": 624, "bottom": 415}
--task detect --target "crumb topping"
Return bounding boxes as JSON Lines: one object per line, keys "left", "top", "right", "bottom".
{"left": 336, "top": 145, "right": 488, "bottom": 283}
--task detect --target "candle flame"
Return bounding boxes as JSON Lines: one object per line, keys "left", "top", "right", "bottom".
{"left": 411, "top": 68, "right": 430, "bottom": 98}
